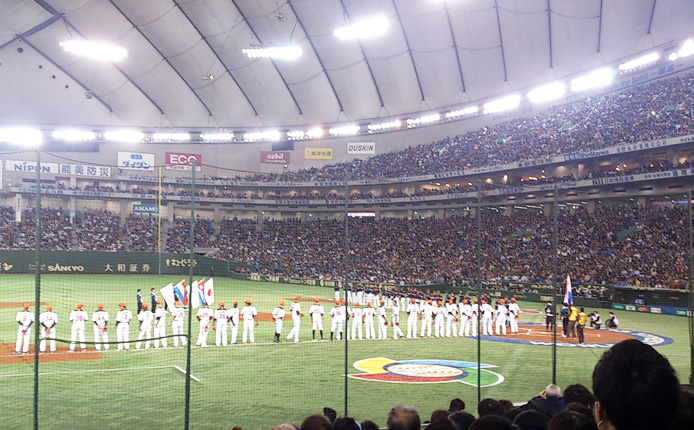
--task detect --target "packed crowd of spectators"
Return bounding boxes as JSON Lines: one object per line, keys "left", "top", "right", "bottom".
{"left": 124, "top": 215, "right": 158, "bottom": 251}
{"left": 165, "top": 218, "right": 218, "bottom": 253}
{"left": 74, "top": 209, "right": 125, "bottom": 251}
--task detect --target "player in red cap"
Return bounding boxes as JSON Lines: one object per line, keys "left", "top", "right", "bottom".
{"left": 69, "top": 303, "right": 88, "bottom": 352}
{"left": 460, "top": 299, "right": 472, "bottom": 337}
{"left": 154, "top": 300, "right": 168, "bottom": 348}
{"left": 406, "top": 297, "right": 419, "bottom": 338}
{"left": 115, "top": 302, "right": 133, "bottom": 350}
{"left": 15, "top": 303, "right": 34, "bottom": 355}
{"left": 329, "top": 299, "right": 345, "bottom": 341}
{"left": 272, "top": 301, "right": 285, "bottom": 343}
{"left": 420, "top": 300, "right": 434, "bottom": 338}
{"left": 446, "top": 298, "right": 458, "bottom": 337}
{"left": 377, "top": 300, "right": 388, "bottom": 340}
{"left": 309, "top": 298, "right": 325, "bottom": 341}
{"left": 39, "top": 304, "right": 58, "bottom": 353}
{"left": 287, "top": 295, "right": 303, "bottom": 343}
{"left": 241, "top": 299, "right": 258, "bottom": 344}
{"left": 170, "top": 301, "right": 187, "bottom": 348}
{"left": 92, "top": 303, "right": 110, "bottom": 351}
{"left": 136, "top": 303, "right": 154, "bottom": 349}
{"left": 508, "top": 297, "right": 520, "bottom": 334}
{"left": 213, "top": 301, "right": 229, "bottom": 347}
{"left": 228, "top": 301, "right": 240, "bottom": 344}
{"left": 495, "top": 299, "right": 508, "bottom": 336}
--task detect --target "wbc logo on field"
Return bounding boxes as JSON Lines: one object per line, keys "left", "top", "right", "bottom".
{"left": 349, "top": 357, "right": 504, "bottom": 387}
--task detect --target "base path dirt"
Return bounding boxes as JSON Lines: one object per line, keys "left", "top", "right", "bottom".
{"left": 0, "top": 302, "right": 48, "bottom": 309}
{"left": 0, "top": 343, "right": 103, "bottom": 365}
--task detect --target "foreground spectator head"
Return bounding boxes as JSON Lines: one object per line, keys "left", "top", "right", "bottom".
{"left": 592, "top": 339, "right": 679, "bottom": 430}
{"left": 323, "top": 407, "right": 337, "bottom": 423}
{"left": 387, "top": 405, "right": 421, "bottom": 430}
{"left": 273, "top": 425, "right": 297, "bottom": 430}
{"left": 563, "top": 384, "right": 594, "bottom": 409}
{"left": 333, "top": 417, "right": 359, "bottom": 430}
{"left": 301, "top": 414, "right": 332, "bottom": 430}
{"left": 449, "top": 412, "right": 476, "bottom": 430}
{"left": 513, "top": 409, "right": 549, "bottom": 430}
{"left": 361, "top": 420, "right": 379, "bottom": 430}
{"left": 669, "top": 386, "right": 694, "bottom": 430}
{"left": 468, "top": 415, "right": 513, "bottom": 430}
{"left": 449, "top": 398, "right": 466, "bottom": 413}
{"left": 430, "top": 409, "right": 450, "bottom": 423}
{"left": 547, "top": 410, "right": 596, "bottom": 430}
{"left": 478, "top": 399, "right": 505, "bottom": 417}
{"left": 544, "top": 384, "right": 561, "bottom": 398}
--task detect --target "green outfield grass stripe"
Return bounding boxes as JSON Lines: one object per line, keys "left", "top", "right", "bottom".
{"left": 0, "top": 365, "right": 175, "bottom": 378}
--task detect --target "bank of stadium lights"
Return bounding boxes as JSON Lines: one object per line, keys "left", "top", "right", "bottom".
{"left": 406, "top": 113, "right": 440, "bottom": 128}
{"left": 670, "top": 39, "right": 694, "bottom": 61}
{"left": 59, "top": 40, "right": 127, "bottom": 62}
{"left": 104, "top": 130, "right": 144, "bottom": 143}
{"left": 329, "top": 125, "right": 360, "bottom": 136}
{"left": 527, "top": 82, "right": 565, "bottom": 104}
{"left": 200, "top": 132, "right": 234, "bottom": 142}
{"left": 0, "top": 128, "right": 42, "bottom": 146}
{"left": 288, "top": 128, "right": 324, "bottom": 140}
{"left": 333, "top": 15, "right": 389, "bottom": 40}
{"left": 367, "top": 119, "right": 402, "bottom": 132}
{"left": 482, "top": 94, "right": 520, "bottom": 115}
{"left": 570, "top": 68, "right": 614, "bottom": 92}
{"left": 151, "top": 132, "right": 190, "bottom": 142}
{"left": 618, "top": 52, "right": 660, "bottom": 73}
{"left": 52, "top": 129, "right": 96, "bottom": 142}
{"left": 445, "top": 106, "right": 479, "bottom": 119}
{"left": 241, "top": 46, "right": 302, "bottom": 60}
{"left": 244, "top": 130, "right": 281, "bottom": 142}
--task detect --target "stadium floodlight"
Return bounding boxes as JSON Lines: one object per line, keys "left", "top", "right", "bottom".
{"left": 527, "top": 82, "right": 565, "bottom": 104}
{"left": 245, "top": 130, "right": 281, "bottom": 141}
{"left": 59, "top": 40, "right": 127, "bottom": 62}
{"left": 445, "top": 106, "right": 479, "bottom": 119}
{"left": 104, "top": 130, "right": 144, "bottom": 143}
{"left": 152, "top": 133, "right": 190, "bottom": 142}
{"left": 287, "top": 130, "right": 305, "bottom": 140}
{"left": 483, "top": 94, "right": 521, "bottom": 114}
{"left": 679, "top": 39, "right": 694, "bottom": 58}
{"left": 200, "top": 132, "right": 234, "bottom": 142}
{"left": 406, "top": 113, "right": 441, "bottom": 127}
{"left": 367, "top": 119, "right": 402, "bottom": 132}
{"left": 333, "top": 15, "right": 389, "bottom": 40}
{"left": 52, "top": 129, "right": 96, "bottom": 142}
{"left": 329, "top": 125, "right": 360, "bottom": 136}
{"left": 0, "top": 128, "right": 42, "bottom": 146}
{"left": 241, "top": 46, "right": 302, "bottom": 60}
{"left": 618, "top": 52, "right": 660, "bottom": 72}
{"left": 570, "top": 68, "right": 614, "bottom": 92}
{"left": 306, "top": 128, "right": 324, "bottom": 138}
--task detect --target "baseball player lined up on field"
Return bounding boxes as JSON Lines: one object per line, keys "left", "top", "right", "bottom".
{"left": 92, "top": 303, "right": 110, "bottom": 351}
{"left": 286, "top": 295, "right": 303, "bottom": 343}
{"left": 377, "top": 301, "right": 388, "bottom": 340}
{"left": 363, "top": 302, "right": 376, "bottom": 340}
{"left": 213, "top": 302, "right": 229, "bottom": 347}
{"left": 69, "top": 303, "right": 88, "bottom": 352}
{"left": 460, "top": 299, "right": 472, "bottom": 337}
{"left": 154, "top": 301, "right": 168, "bottom": 348}
{"left": 136, "top": 303, "right": 154, "bottom": 349}
{"left": 420, "top": 300, "right": 434, "bottom": 338}
{"left": 494, "top": 299, "right": 508, "bottom": 336}
{"left": 445, "top": 299, "right": 458, "bottom": 337}
{"left": 508, "top": 298, "right": 520, "bottom": 334}
{"left": 228, "top": 301, "right": 240, "bottom": 344}
{"left": 329, "top": 299, "right": 345, "bottom": 341}
{"left": 241, "top": 299, "right": 258, "bottom": 344}
{"left": 471, "top": 298, "right": 480, "bottom": 336}
{"left": 434, "top": 301, "right": 446, "bottom": 338}
{"left": 272, "top": 301, "right": 285, "bottom": 343}
{"left": 170, "top": 301, "right": 187, "bottom": 347}
{"left": 406, "top": 298, "right": 419, "bottom": 338}
{"left": 309, "top": 298, "right": 324, "bottom": 341}
{"left": 15, "top": 303, "right": 34, "bottom": 355}
{"left": 350, "top": 302, "right": 363, "bottom": 340}
{"left": 115, "top": 302, "right": 133, "bottom": 351}
{"left": 391, "top": 301, "right": 404, "bottom": 339}
{"left": 480, "top": 299, "right": 494, "bottom": 336}
{"left": 196, "top": 303, "right": 213, "bottom": 347}
{"left": 39, "top": 304, "right": 58, "bottom": 353}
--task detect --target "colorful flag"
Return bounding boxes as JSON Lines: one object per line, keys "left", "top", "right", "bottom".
{"left": 160, "top": 283, "right": 176, "bottom": 311}
{"left": 564, "top": 275, "right": 573, "bottom": 305}
{"left": 192, "top": 279, "right": 206, "bottom": 309}
{"left": 173, "top": 280, "right": 188, "bottom": 308}
{"left": 204, "top": 278, "right": 214, "bottom": 305}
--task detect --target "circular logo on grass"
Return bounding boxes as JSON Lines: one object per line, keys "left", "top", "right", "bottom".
{"left": 349, "top": 358, "right": 504, "bottom": 387}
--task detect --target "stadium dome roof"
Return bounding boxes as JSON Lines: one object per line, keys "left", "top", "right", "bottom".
{"left": 1, "top": 0, "right": 693, "bottom": 129}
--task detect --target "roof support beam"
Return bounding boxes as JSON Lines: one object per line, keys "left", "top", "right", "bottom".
{"left": 172, "top": 1, "right": 258, "bottom": 116}
{"left": 230, "top": 0, "right": 303, "bottom": 116}
{"left": 547, "top": 0, "right": 553, "bottom": 69}
{"left": 443, "top": 2, "right": 465, "bottom": 92}
{"left": 286, "top": 0, "right": 344, "bottom": 113}
{"left": 391, "top": 0, "right": 425, "bottom": 101}
{"left": 597, "top": 0, "right": 604, "bottom": 53}
{"left": 338, "top": 0, "right": 385, "bottom": 108}
{"left": 647, "top": 0, "right": 658, "bottom": 35}
{"left": 493, "top": 0, "right": 508, "bottom": 81}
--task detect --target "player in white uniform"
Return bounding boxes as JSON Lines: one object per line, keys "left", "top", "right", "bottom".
{"left": 377, "top": 301, "right": 388, "bottom": 340}
{"left": 329, "top": 300, "right": 345, "bottom": 341}
{"left": 471, "top": 298, "right": 480, "bottom": 336}
{"left": 406, "top": 298, "right": 419, "bottom": 338}
{"left": 480, "top": 299, "right": 493, "bottom": 336}
{"left": 350, "top": 302, "right": 363, "bottom": 340}
{"left": 228, "top": 301, "right": 240, "bottom": 344}
{"left": 508, "top": 297, "right": 520, "bottom": 334}
{"left": 391, "top": 301, "right": 404, "bottom": 339}
{"left": 495, "top": 299, "right": 508, "bottom": 335}
{"left": 272, "top": 301, "right": 285, "bottom": 343}
{"left": 39, "top": 304, "right": 58, "bottom": 353}
{"left": 420, "top": 300, "right": 434, "bottom": 338}
{"left": 92, "top": 303, "right": 110, "bottom": 351}
{"left": 115, "top": 302, "right": 133, "bottom": 350}
{"left": 460, "top": 299, "right": 472, "bottom": 337}
{"left": 213, "top": 302, "right": 229, "bottom": 347}
{"left": 15, "top": 303, "right": 34, "bottom": 354}
{"left": 445, "top": 299, "right": 458, "bottom": 337}
{"left": 170, "top": 301, "right": 187, "bottom": 347}
{"left": 153, "top": 301, "right": 168, "bottom": 348}
{"left": 434, "top": 301, "right": 446, "bottom": 338}
{"left": 241, "top": 299, "right": 258, "bottom": 344}
{"left": 69, "top": 303, "right": 88, "bottom": 352}
{"left": 286, "top": 295, "right": 303, "bottom": 343}
{"left": 363, "top": 302, "right": 376, "bottom": 340}
{"left": 309, "top": 298, "right": 325, "bottom": 341}
{"left": 195, "top": 303, "right": 214, "bottom": 347}
{"left": 136, "top": 303, "right": 154, "bottom": 349}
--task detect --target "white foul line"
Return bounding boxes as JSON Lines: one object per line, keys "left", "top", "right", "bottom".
{"left": 0, "top": 365, "right": 175, "bottom": 378}
{"left": 174, "top": 365, "right": 200, "bottom": 382}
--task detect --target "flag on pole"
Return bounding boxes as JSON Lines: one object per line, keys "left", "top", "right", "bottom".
{"left": 564, "top": 275, "right": 573, "bottom": 305}
{"left": 192, "top": 279, "right": 206, "bottom": 309}
{"left": 204, "top": 278, "right": 214, "bottom": 306}
{"left": 173, "top": 280, "right": 188, "bottom": 308}
{"left": 160, "top": 283, "right": 176, "bottom": 311}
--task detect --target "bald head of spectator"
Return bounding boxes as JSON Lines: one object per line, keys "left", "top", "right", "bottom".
{"left": 387, "top": 405, "right": 421, "bottom": 430}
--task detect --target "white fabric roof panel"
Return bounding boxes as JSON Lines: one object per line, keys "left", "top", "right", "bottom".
{"left": 0, "top": 0, "right": 692, "bottom": 128}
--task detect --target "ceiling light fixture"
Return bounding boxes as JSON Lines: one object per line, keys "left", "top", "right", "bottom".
{"left": 333, "top": 15, "right": 389, "bottom": 40}
{"left": 52, "top": 129, "right": 96, "bottom": 142}
{"left": 570, "top": 68, "right": 614, "bottom": 92}
{"left": 329, "top": 125, "right": 360, "bottom": 136}
{"left": 483, "top": 94, "right": 521, "bottom": 114}
{"left": 0, "top": 128, "right": 42, "bottom": 146}
{"left": 104, "top": 130, "right": 144, "bottom": 143}
{"left": 618, "top": 52, "right": 660, "bottom": 72}
{"left": 242, "top": 45, "right": 302, "bottom": 60}
{"left": 59, "top": 40, "right": 127, "bottom": 62}
{"left": 527, "top": 82, "right": 565, "bottom": 104}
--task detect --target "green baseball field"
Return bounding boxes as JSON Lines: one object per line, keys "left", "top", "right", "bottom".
{"left": 1, "top": 275, "right": 690, "bottom": 429}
